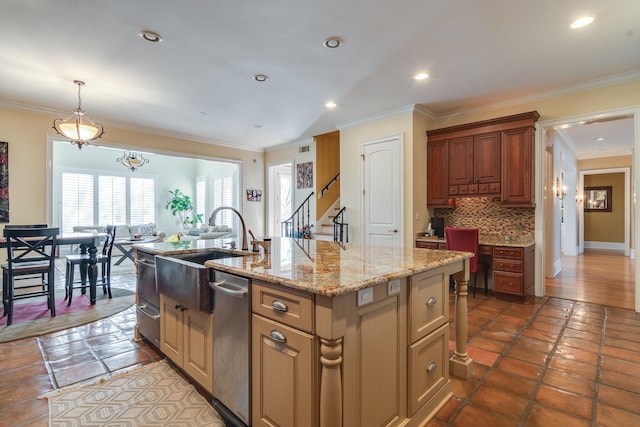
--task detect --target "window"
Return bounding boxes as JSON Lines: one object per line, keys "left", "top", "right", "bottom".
{"left": 196, "top": 176, "right": 207, "bottom": 223}
{"left": 60, "top": 171, "right": 156, "bottom": 232}
{"left": 211, "top": 173, "right": 234, "bottom": 228}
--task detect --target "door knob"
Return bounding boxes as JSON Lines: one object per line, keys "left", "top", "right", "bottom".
{"left": 389, "top": 229, "right": 398, "bottom": 233}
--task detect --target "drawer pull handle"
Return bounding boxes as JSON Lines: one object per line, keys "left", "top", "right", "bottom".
{"left": 427, "top": 362, "right": 437, "bottom": 373}
{"left": 271, "top": 299, "right": 288, "bottom": 313}
{"left": 426, "top": 297, "right": 438, "bottom": 306}
{"left": 269, "top": 330, "right": 287, "bottom": 343}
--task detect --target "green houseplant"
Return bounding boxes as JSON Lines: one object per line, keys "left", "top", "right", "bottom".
{"left": 165, "top": 189, "right": 203, "bottom": 228}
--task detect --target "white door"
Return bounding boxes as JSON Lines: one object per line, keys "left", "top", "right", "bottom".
{"left": 362, "top": 135, "right": 403, "bottom": 252}
{"left": 267, "top": 162, "right": 292, "bottom": 236}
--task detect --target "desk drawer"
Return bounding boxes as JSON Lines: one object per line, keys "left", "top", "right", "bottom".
{"left": 493, "top": 247, "right": 524, "bottom": 260}
{"left": 494, "top": 272, "right": 523, "bottom": 294}
{"left": 494, "top": 259, "right": 523, "bottom": 273}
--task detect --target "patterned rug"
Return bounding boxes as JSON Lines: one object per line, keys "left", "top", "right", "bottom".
{"left": 45, "top": 360, "right": 225, "bottom": 426}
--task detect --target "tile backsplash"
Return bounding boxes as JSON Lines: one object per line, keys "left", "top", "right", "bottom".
{"left": 433, "top": 197, "right": 534, "bottom": 238}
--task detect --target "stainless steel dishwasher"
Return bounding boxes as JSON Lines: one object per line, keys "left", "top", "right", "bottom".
{"left": 210, "top": 270, "right": 251, "bottom": 427}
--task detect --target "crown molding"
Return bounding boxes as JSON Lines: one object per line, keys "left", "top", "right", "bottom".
{"left": 264, "top": 137, "right": 314, "bottom": 153}
{"left": 336, "top": 104, "right": 418, "bottom": 130}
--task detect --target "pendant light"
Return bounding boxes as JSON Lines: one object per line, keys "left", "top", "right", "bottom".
{"left": 53, "top": 80, "right": 104, "bottom": 149}
{"left": 117, "top": 151, "right": 149, "bottom": 172}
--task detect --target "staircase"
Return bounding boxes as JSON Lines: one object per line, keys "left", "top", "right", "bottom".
{"left": 315, "top": 199, "right": 340, "bottom": 241}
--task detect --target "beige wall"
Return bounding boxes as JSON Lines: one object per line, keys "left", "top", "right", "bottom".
{"left": 584, "top": 172, "right": 625, "bottom": 243}
{"left": 0, "top": 108, "right": 266, "bottom": 234}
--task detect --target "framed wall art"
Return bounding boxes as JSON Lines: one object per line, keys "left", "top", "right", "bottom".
{"left": 246, "top": 189, "right": 262, "bottom": 202}
{"left": 584, "top": 186, "right": 611, "bottom": 212}
{"left": 296, "top": 161, "right": 313, "bottom": 189}
{"left": 0, "top": 142, "right": 8, "bottom": 222}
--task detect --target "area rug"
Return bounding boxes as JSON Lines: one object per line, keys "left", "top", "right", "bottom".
{"left": 0, "top": 288, "right": 135, "bottom": 342}
{"left": 45, "top": 360, "right": 225, "bottom": 427}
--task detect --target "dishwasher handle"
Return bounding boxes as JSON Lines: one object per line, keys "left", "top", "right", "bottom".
{"left": 210, "top": 280, "right": 248, "bottom": 298}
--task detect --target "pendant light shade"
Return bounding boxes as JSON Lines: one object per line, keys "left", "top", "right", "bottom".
{"left": 117, "top": 151, "right": 149, "bottom": 172}
{"left": 53, "top": 80, "right": 104, "bottom": 149}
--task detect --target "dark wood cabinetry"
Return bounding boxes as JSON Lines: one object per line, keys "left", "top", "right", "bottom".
{"left": 426, "top": 111, "right": 539, "bottom": 207}
{"left": 493, "top": 245, "right": 534, "bottom": 301}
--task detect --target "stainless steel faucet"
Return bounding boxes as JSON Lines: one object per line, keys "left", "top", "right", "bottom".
{"left": 208, "top": 206, "right": 249, "bottom": 251}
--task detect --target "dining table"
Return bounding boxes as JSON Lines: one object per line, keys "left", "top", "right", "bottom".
{"left": 113, "top": 235, "right": 159, "bottom": 265}
{"left": 0, "top": 231, "right": 107, "bottom": 305}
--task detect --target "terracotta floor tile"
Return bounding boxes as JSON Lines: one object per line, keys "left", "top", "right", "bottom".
{"left": 53, "top": 360, "right": 108, "bottom": 388}
{"left": 466, "top": 345, "right": 501, "bottom": 367}
{"left": 496, "top": 356, "right": 543, "bottom": 380}
{"left": 542, "top": 368, "right": 595, "bottom": 396}
{"left": 48, "top": 351, "right": 100, "bottom": 372}
{"left": 557, "top": 336, "right": 600, "bottom": 354}
{"left": 534, "top": 384, "right": 592, "bottom": 419}
{"left": 524, "top": 404, "right": 591, "bottom": 427}
{"left": 103, "top": 348, "right": 151, "bottom": 371}
{"left": 548, "top": 356, "right": 597, "bottom": 381}
{"left": 479, "top": 329, "right": 517, "bottom": 343}
{"left": 546, "top": 298, "right": 573, "bottom": 308}
{"left": 534, "top": 315, "right": 566, "bottom": 327}
{"left": 538, "top": 305, "right": 570, "bottom": 319}
{"left": 553, "top": 344, "right": 599, "bottom": 365}
{"left": 601, "top": 354, "right": 640, "bottom": 377}
{"left": 605, "top": 328, "right": 640, "bottom": 343}
{"left": 449, "top": 376, "right": 478, "bottom": 398}
{"left": 598, "top": 384, "right": 640, "bottom": 415}
{"left": 470, "top": 384, "right": 528, "bottom": 420}
{"left": 425, "top": 418, "right": 445, "bottom": 427}
{"left": 600, "top": 368, "right": 640, "bottom": 394}
{"left": 0, "top": 350, "right": 46, "bottom": 372}
{"left": 562, "top": 328, "right": 601, "bottom": 343}
{"left": 505, "top": 346, "right": 548, "bottom": 366}
{"left": 606, "top": 320, "right": 640, "bottom": 335}
{"left": 92, "top": 339, "right": 138, "bottom": 359}
{"left": 597, "top": 403, "right": 640, "bottom": 427}
{"left": 452, "top": 403, "right": 518, "bottom": 427}
{"left": 434, "top": 396, "right": 462, "bottom": 422}
{"left": 521, "top": 327, "right": 558, "bottom": 343}
{"left": 602, "top": 344, "right": 639, "bottom": 364}
{"left": 0, "top": 338, "right": 40, "bottom": 361}
{"left": 469, "top": 335, "right": 509, "bottom": 353}
{"left": 513, "top": 336, "right": 555, "bottom": 353}
{"left": 527, "top": 320, "right": 563, "bottom": 334}
{"left": 1, "top": 362, "right": 49, "bottom": 386}
{"left": 566, "top": 320, "right": 602, "bottom": 335}
{"left": 38, "top": 331, "right": 85, "bottom": 349}
{"left": 484, "top": 369, "right": 537, "bottom": 397}
{"left": 604, "top": 335, "right": 640, "bottom": 353}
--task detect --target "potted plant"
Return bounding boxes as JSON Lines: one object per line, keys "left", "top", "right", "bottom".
{"left": 165, "top": 189, "right": 202, "bottom": 228}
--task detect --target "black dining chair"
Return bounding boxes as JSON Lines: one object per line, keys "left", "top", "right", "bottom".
{"left": 64, "top": 225, "right": 116, "bottom": 305}
{"left": 2, "top": 224, "right": 50, "bottom": 284}
{"left": 2, "top": 227, "right": 59, "bottom": 325}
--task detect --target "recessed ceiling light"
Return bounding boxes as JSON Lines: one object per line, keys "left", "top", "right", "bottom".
{"left": 325, "top": 101, "right": 337, "bottom": 108}
{"left": 323, "top": 37, "right": 342, "bottom": 48}
{"left": 253, "top": 74, "right": 268, "bottom": 82}
{"left": 139, "top": 30, "right": 163, "bottom": 43}
{"left": 570, "top": 16, "right": 594, "bottom": 29}
{"left": 414, "top": 72, "right": 429, "bottom": 80}
{"left": 595, "top": 137, "right": 606, "bottom": 142}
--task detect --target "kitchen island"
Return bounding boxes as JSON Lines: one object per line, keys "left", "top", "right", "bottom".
{"left": 135, "top": 237, "right": 473, "bottom": 427}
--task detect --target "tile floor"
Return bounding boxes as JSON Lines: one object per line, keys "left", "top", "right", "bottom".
{"left": 1, "top": 273, "right": 640, "bottom": 426}
{"left": 432, "top": 292, "right": 640, "bottom": 426}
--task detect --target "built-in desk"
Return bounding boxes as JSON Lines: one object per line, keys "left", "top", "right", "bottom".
{"left": 416, "top": 234, "right": 535, "bottom": 302}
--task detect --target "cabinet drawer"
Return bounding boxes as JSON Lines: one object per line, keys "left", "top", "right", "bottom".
{"left": 409, "top": 270, "right": 448, "bottom": 343}
{"left": 448, "top": 185, "right": 458, "bottom": 195}
{"left": 252, "top": 281, "right": 314, "bottom": 333}
{"left": 408, "top": 324, "right": 448, "bottom": 416}
{"left": 479, "top": 245, "right": 492, "bottom": 256}
{"left": 493, "top": 259, "right": 523, "bottom": 273}
{"left": 457, "top": 185, "right": 468, "bottom": 195}
{"left": 493, "top": 246, "right": 524, "bottom": 260}
{"left": 416, "top": 241, "right": 439, "bottom": 250}
{"left": 494, "top": 272, "right": 523, "bottom": 294}
{"left": 478, "top": 182, "right": 501, "bottom": 194}
{"left": 467, "top": 184, "right": 478, "bottom": 194}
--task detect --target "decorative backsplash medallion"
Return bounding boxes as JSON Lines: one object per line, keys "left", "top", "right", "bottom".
{"left": 433, "top": 197, "right": 534, "bottom": 239}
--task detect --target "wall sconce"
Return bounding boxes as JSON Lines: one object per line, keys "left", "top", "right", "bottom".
{"left": 554, "top": 177, "right": 567, "bottom": 200}
{"left": 575, "top": 189, "right": 584, "bottom": 205}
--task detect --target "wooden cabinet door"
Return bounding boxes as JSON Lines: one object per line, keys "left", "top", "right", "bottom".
{"left": 252, "top": 314, "right": 314, "bottom": 427}
{"left": 501, "top": 127, "right": 535, "bottom": 206}
{"left": 448, "top": 136, "right": 473, "bottom": 187}
{"left": 160, "top": 294, "right": 183, "bottom": 364}
{"left": 183, "top": 308, "right": 213, "bottom": 394}
{"left": 474, "top": 132, "right": 501, "bottom": 184}
{"left": 426, "top": 141, "right": 450, "bottom": 207}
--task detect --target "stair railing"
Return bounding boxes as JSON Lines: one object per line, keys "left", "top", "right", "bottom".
{"left": 281, "top": 191, "right": 314, "bottom": 238}
{"left": 333, "top": 207, "right": 348, "bottom": 243}
{"left": 318, "top": 173, "right": 339, "bottom": 199}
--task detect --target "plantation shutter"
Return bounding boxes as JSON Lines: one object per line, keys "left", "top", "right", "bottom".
{"left": 130, "top": 177, "right": 156, "bottom": 225}
{"left": 61, "top": 173, "right": 94, "bottom": 233}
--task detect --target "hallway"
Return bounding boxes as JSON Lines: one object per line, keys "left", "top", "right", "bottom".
{"left": 545, "top": 250, "right": 635, "bottom": 310}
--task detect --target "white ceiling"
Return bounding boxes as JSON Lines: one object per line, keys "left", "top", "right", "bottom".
{"left": 0, "top": 0, "right": 638, "bottom": 153}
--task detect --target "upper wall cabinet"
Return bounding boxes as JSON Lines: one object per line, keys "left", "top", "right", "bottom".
{"left": 426, "top": 111, "right": 540, "bottom": 208}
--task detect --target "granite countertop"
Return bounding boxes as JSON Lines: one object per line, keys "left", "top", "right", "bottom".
{"left": 415, "top": 233, "right": 535, "bottom": 248}
{"left": 202, "top": 237, "right": 471, "bottom": 297}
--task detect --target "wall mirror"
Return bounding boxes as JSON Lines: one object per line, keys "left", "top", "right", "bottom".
{"left": 584, "top": 186, "right": 612, "bottom": 212}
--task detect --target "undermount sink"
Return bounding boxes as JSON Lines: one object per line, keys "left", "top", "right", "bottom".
{"left": 155, "top": 250, "right": 245, "bottom": 312}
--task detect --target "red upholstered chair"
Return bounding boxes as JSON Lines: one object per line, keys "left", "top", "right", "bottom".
{"left": 445, "top": 227, "right": 489, "bottom": 297}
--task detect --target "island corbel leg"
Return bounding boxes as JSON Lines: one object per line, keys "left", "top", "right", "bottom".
{"left": 320, "top": 337, "right": 343, "bottom": 427}
{"left": 449, "top": 259, "right": 473, "bottom": 378}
